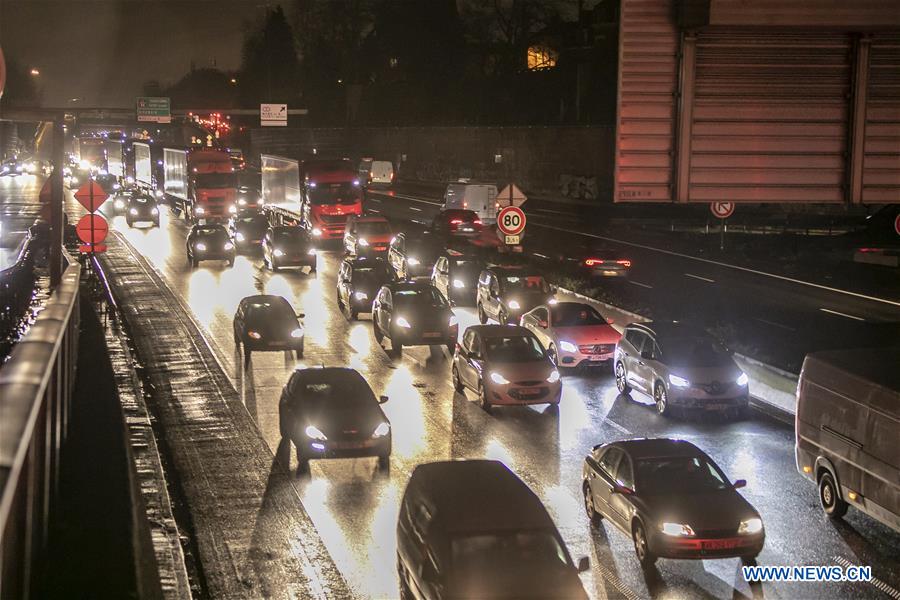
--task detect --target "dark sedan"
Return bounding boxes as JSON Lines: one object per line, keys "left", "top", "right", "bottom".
{"left": 336, "top": 257, "right": 395, "bottom": 320}
{"left": 186, "top": 224, "right": 235, "bottom": 267}
{"left": 431, "top": 248, "right": 486, "bottom": 306}
{"left": 582, "top": 438, "right": 764, "bottom": 568}
{"left": 279, "top": 367, "right": 391, "bottom": 473}
{"left": 228, "top": 212, "right": 269, "bottom": 252}
{"left": 262, "top": 226, "right": 317, "bottom": 272}
{"left": 125, "top": 194, "right": 160, "bottom": 227}
{"left": 233, "top": 294, "right": 305, "bottom": 362}
{"left": 431, "top": 208, "right": 483, "bottom": 237}
{"left": 372, "top": 281, "right": 458, "bottom": 357}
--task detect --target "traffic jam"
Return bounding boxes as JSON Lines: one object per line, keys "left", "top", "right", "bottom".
{"left": 59, "top": 137, "right": 896, "bottom": 600}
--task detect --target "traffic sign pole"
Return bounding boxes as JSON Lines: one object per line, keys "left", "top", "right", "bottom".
{"left": 50, "top": 119, "right": 65, "bottom": 287}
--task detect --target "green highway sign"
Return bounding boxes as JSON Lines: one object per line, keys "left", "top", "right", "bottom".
{"left": 136, "top": 96, "right": 171, "bottom": 123}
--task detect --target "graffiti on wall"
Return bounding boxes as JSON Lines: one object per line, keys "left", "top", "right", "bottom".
{"left": 559, "top": 174, "right": 598, "bottom": 200}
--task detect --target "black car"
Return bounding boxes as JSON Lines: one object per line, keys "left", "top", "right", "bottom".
{"left": 262, "top": 226, "right": 317, "bottom": 272}
{"left": 233, "top": 294, "right": 305, "bottom": 362}
{"left": 125, "top": 194, "right": 160, "bottom": 227}
{"left": 387, "top": 231, "right": 443, "bottom": 280}
{"left": 228, "top": 212, "right": 269, "bottom": 252}
{"left": 186, "top": 223, "right": 235, "bottom": 267}
{"left": 477, "top": 265, "right": 556, "bottom": 325}
{"left": 582, "top": 438, "right": 764, "bottom": 568}
{"left": 94, "top": 173, "right": 120, "bottom": 194}
{"left": 372, "top": 281, "right": 458, "bottom": 357}
{"left": 279, "top": 367, "right": 391, "bottom": 473}
{"left": 336, "top": 257, "right": 395, "bottom": 320}
{"left": 108, "top": 189, "right": 137, "bottom": 216}
{"left": 431, "top": 248, "right": 486, "bottom": 306}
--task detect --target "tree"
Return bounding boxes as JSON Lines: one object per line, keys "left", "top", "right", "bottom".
{"left": 163, "top": 68, "right": 237, "bottom": 109}
{"left": 238, "top": 6, "right": 302, "bottom": 107}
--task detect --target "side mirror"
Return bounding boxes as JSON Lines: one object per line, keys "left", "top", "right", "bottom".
{"left": 576, "top": 556, "right": 590, "bottom": 573}
{"left": 607, "top": 318, "right": 615, "bottom": 324}
{"left": 379, "top": 395, "right": 389, "bottom": 404}
{"left": 612, "top": 484, "right": 633, "bottom": 496}
{"left": 297, "top": 313, "right": 306, "bottom": 319}
{"left": 733, "top": 479, "right": 747, "bottom": 489}
{"left": 550, "top": 284, "right": 559, "bottom": 293}
{"left": 538, "top": 319, "right": 548, "bottom": 329}
{"left": 640, "top": 350, "right": 653, "bottom": 360}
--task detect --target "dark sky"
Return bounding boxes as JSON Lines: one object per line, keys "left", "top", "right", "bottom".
{"left": 1, "top": 0, "right": 263, "bottom": 107}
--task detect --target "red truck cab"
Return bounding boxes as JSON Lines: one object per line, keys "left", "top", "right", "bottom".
{"left": 300, "top": 159, "right": 363, "bottom": 240}
{"left": 189, "top": 149, "right": 236, "bottom": 222}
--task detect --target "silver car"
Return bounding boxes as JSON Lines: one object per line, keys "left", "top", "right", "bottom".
{"left": 614, "top": 321, "right": 749, "bottom": 416}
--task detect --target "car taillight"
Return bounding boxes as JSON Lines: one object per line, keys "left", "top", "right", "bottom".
{"left": 616, "top": 259, "right": 632, "bottom": 268}
{"left": 450, "top": 219, "right": 462, "bottom": 224}
{"left": 584, "top": 258, "right": 601, "bottom": 267}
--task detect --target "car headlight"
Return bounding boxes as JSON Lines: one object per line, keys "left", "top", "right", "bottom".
{"left": 258, "top": 198, "right": 265, "bottom": 206}
{"left": 395, "top": 316, "right": 412, "bottom": 328}
{"left": 229, "top": 205, "right": 238, "bottom": 214}
{"left": 407, "top": 257, "right": 420, "bottom": 266}
{"left": 129, "top": 208, "right": 138, "bottom": 216}
{"left": 290, "top": 328, "right": 303, "bottom": 338}
{"left": 247, "top": 330, "right": 261, "bottom": 339}
{"left": 736, "top": 372, "right": 749, "bottom": 386}
{"left": 155, "top": 190, "right": 164, "bottom": 198}
{"left": 490, "top": 372, "right": 510, "bottom": 385}
{"left": 113, "top": 183, "right": 121, "bottom": 190}
{"left": 354, "top": 291, "right": 368, "bottom": 301}
{"left": 307, "top": 248, "right": 317, "bottom": 255}
{"left": 508, "top": 300, "right": 521, "bottom": 310}
{"left": 238, "top": 198, "right": 247, "bottom": 206}
{"left": 669, "top": 374, "right": 690, "bottom": 387}
{"left": 114, "top": 200, "right": 125, "bottom": 209}
{"left": 358, "top": 238, "right": 369, "bottom": 246}
{"left": 312, "top": 228, "right": 322, "bottom": 236}
{"left": 274, "top": 248, "right": 284, "bottom": 257}
{"left": 98, "top": 169, "right": 108, "bottom": 176}
{"left": 448, "top": 315, "right": 458, "bottom": 327}
{"left": 235, "top": 232, "right": 245, "bottom": 242}
{"left": 661, "top": 522, "right": 695, "bottom": 537}
{"left": 559, "top": 340, "right": 577, "bottom": 353}
{"left": 452, "top": 279, "right": 465, "bottom": 289}
{"left": 548, "top": 298, "right": 558, "bottom": 305}
{"left": 546, "top": 370, "right": 560, "bottom": 383}
{"left": 126, "top": 176, "right": 134, "bottom": 184}
{"left": 151, "top": 207, "right": 159, "bottom": 215}
{"left": 224, "top": 242, "right": 234, "bottom": 250}
{"left": 79, "top": 160, "right": 90, "bottom": 169}
{"left": 372, "top": 422, "right": 390, "bottom": 438}
{"left": 738, "top": 518, "right": 763, "bottom": 535}
{"left": 195, "top": 206, "right": 205, "bottom": 215}
{"left": 195, "top": 242, "right": 207, "bottom": 251}
{"left": 305, "top": 425, "right": 327, "bottom": 441}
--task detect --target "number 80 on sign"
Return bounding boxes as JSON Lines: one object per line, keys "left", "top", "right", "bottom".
{"left": 497, "top": 206, "right": 526, "bottom": 236}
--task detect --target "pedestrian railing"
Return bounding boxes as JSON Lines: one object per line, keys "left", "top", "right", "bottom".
{"left": 0, "top": 255, "right": 81, "bottom": 599}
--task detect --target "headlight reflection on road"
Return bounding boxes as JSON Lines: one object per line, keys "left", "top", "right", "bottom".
{"left": 380, "top": 364, "right": 430, "bottom": 458}
{"left": 296, "top": 277, "right": 329, "bottom": 346}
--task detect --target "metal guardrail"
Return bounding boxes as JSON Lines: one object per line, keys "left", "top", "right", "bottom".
{"left": 0, "top": 256, "right": 81, "bottom": 599}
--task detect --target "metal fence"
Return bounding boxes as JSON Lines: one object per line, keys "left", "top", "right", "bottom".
{"left": 0, "top": 257, "right": 81, "bottom": 598}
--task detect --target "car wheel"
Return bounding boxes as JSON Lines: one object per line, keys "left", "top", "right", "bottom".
{"left": 615, "top": 362, "right": 632, "bottom": 394}
{"left": 349, "top": 307, "right": 358, "bottom": 321}
{"left": 296, "top": 451, "right": 310, "bottom": 475}
{"left": 272, "top": 260, "right": 279, "bottom": 273}
{"left": 186, "top": 251, "right": 193, "bottom": 266}
{"left": 477, "top": 303, "right": 487, "bottom": 324}
{"left": 452, "top": 365, "right": 464, "bottom": 393}
{"left": 548, "top": 344, "right": 558, "bottom": 366}
{"left": 391, "top": 340, "right": 403, "bottom": 358}
{"left": 742, "top": 556, "right": 758, "bottom": 567}
{"left": 654, "top": 382, "right": 670, "bottom": 416}
{"left": 819, "top": 472, "right": 848, "bottom": 518}
{"left": 191, "top": 258, "right": 198, "bottom": 268}
{"left": 632, "top": 521, "right": 657, "bottom": 568}
{"left": 227, "top": 258, "right": 235, "bottom": 267}
{"left": 296, "top": 342, "right": 304, "bottom": 359}
{"left": 478, "top": 380, "right": 492, "bottom": 414}
{"left": 398, "top": 557, "right": 413, "bottom": 600}
{"left": 583, "top": 482, "right": 601, "bottom": 527}
{"left": 336, "top": 293, "right": 345, "bottom": 311}
{"left": 244, "top": 348, "right": 251, "bottom": 366}
{"left": 499, "top": 308, "right": 509, "bottom": 325}
{"left": 126, "top": 218, "right": 133, "bottom": 228}
{"left": 373, "top": 319, "right": 384, "bottom": 343}
{"left": 377, "top": 454, "right": 390, "bottom": 471}
{"left": 309, "top": 262, "right": 317, "bottom": 273}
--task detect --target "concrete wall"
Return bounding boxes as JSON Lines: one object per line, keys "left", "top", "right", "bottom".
{"left": 250, "top": 125, "right": 616, "bottom": 201}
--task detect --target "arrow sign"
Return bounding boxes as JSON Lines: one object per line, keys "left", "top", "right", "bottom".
{"left": 75, "top": 181, "right": 108, "bottom": 212}
{"left": 497, "top": 183, "right": 527, "bottom": 208}
{"left": 76, "top": 214, "right": 109, "bottom": 249}
{"left": 710, "top": 201, "right": 735, "bottom": 219}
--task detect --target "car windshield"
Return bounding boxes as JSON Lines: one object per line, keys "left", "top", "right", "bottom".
{"left": 357, "top": 221, "right": 391, "bottom": 235}
{"left": 393, "top": 288, "right": 448, "bottom": 307}
{"left": 636, "top": 456, "right": 731, "bottom": 494}
{"left": 451, "top": 258, "right": 483, "bottom": 276}
{"left": 246, "top": 301, "right": 295, "bottom": 325}
{"left": 195, "top": 227, "right": 227, "bottom": 239}
{"left": 292, "top": 372, "right": 374, "bottom": 407}
{"left": 661, "top": 337, "right": 732, "bottom": 367}
{"left": 308, "top": 182, "right": 361, "bottom": 205}
{"left": 354, "top": 264, "right": 392, "bottom": 280}
{"left": 131, "top": 196, "right": 153, "bottom": 204}
{"left": 551, "top": 304, "right": 607, "bottom": 327}
{"left": 236, "top": 216, "right": 268, "bottom": 229}
{"left": 502, "top": 275, "right": 548, "bottom": 294}
{"left": 451, "top": 532, "right": 570, "bottom": 575}
{"left": 484, "top": 335, "right": 545, "bottom": 362}
{"left": 274, "top": 228, "right": 307, "bottom": 242}
{"left": 195, "top": 173, "right": 234, "bottom": 189}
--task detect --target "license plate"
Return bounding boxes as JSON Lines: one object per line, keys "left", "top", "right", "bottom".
{"left": 602, "top": 270, "right": 618, "bottom": 276}
{"left": 517, "top": 387, "right": 540, "bottom": 396}
{"left": 589, "top": 354, "right": 607, "bottom": 361}
{"left": 702, "top": 539, "right": 738, "bottom": 550}
{"left": 332, "top": 440, "right": 371, "bottom": 450}
{"left": 422, "top": 332, "right": 441, "bottom": 339}
{"left": 706, "top": 403, "right": 730, "bottom": 410}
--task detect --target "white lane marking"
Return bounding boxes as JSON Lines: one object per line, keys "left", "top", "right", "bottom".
{"left": 603, "top": 417, "right": 631, "bottom": 435}
{"left": 819, "top": 307, "right": 866, "bottom": 322}
{"left": 368, "top": 209, "right": 380, "bottom": 213}
{"left": 833, "top": 556, "right": 900, "bottom": 599}
{"left": 685, "top": 273, "right": 715, "bottom": 283}
{"left": 629, "top": 280, "right": 652, "bottom": 289}
{"left": 369, "top": 197, "right": 381, "bottom": 203}
{"left": 754, "top": 317, "right": 796, "bottom": 332}
{"left": 408, "top": 206, "right": 422, "bottom": 212}
{"left": 532, "top": 223, "right": 900, "bottom": 309}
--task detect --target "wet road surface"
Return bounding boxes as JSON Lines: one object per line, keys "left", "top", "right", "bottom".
{"left": 105, "top": 202, "right": 899, "bottom": 600}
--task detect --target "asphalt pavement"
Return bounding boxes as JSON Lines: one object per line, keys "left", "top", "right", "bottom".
{"left": 98, "top": 198, "right": 900, "bottom": 600}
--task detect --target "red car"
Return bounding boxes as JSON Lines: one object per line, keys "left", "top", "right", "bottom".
{"left": 431, "top": 209, "right": 483, "bottom": 237}
{"left": 520, "top": 302, "right": 621, "bottom": 368}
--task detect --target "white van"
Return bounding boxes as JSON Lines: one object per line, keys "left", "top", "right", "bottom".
{"left": 443, "top": 182, "right": 499, "bottom": 224}
{"left": 366, "top": 160, "right": 394, "bottom": 186}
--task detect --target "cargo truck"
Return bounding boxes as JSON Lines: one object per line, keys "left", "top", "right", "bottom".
{"left": 163, "top": 147, "right": 236, "bottom": 222}
{"left": 132, "top": 141, "right": 158, "bottom": 196}
{"left": 105, "top": 139, "right": 125, "bottom": 185}
{"left": 75, "top": 137, "right": 106, "bottom": 172}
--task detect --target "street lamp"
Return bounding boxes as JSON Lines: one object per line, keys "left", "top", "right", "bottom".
{"left": 230, "top": 78, "right": 237, "bottom": 85}
{"left": 30, "top": 68, "right": 40, "bottom": 76}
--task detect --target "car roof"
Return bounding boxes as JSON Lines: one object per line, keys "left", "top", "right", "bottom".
{"left": 347, "top": 256, "right": 388, "bottom": 267}
{"left": 192, "top": 223, "right": 227, "bottom": 232}
{"left": 628, "top": 320, "right": 706, "bottom": 340}
{"left": 464, "top": 324, "right": 532, "bottom": 338}
{"left": 486, "top": 265, "right": 540, "bottom": 277}
{"left": 241, "top": 294, "right": 290, "bottom": 306}
{"left": 601, "top": 438, "right": 704, "bottom": 460}
{"left": 409, "top": 460, "right": 554, "bottom": 533}
{"left": 385, "top": 280, "right": 435, "bottom": 291}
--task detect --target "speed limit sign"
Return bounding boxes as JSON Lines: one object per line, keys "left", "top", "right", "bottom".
{"left": 497, "top": 206, "right": 526, "bottom": 236}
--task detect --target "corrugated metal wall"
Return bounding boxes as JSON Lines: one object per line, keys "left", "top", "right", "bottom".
{"left": 615, "top": 0, "right": 900, "bottom": 204}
